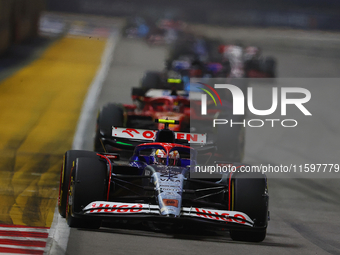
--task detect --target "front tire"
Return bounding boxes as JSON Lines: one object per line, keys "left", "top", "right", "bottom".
{"left": 58, "top": 150, "right": 98, "bottom": 218}
{"left": 229, "top": 172, "right": 269, "bottom": 242}
{"left": 67, "top": 157, "right": 107, "bottom": 229}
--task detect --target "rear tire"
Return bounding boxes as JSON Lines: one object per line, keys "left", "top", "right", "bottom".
{"left": 67, "top": 157, "right": 107, "bottom": 229}
{"left": 94, "top": 104, "right": 124, "bottom": 152}
{"left": 229, "top": 172, "right": 269, "bottom": 242}
{"left": 58, "top": 150, "right": 98, "bottom": 218}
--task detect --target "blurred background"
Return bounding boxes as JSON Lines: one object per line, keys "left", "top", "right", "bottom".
{"left": 2, "top": 0, "right": 340, "bottom": 51}
{"left": 46, "top": 0, "right": 340, "bottom": 30}
{"left": 2, "top": 0, "right": 340, "bottom": 59}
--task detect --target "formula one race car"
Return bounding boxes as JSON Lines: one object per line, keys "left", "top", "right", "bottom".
{"left": 59, "top": 119, "right": 269, "bottom": 242}
{"left": 122, "top": 17, "right": 150, "bottom": 38}
{"left": 244, "top": 46, "right": 276, "bottom": 78}
{"left": 137, "top": 36, "right": 229, "bottom": 92}
{"left": 94, "top": 89, "right": 191, "bottom": 156}
{"left": 147, "top": 27, "right": 179, "bottom": 45}
{"left": 94, "top": 87, "right": 245, "bottom": 162}
{"left": 146, "top": 19, "right": 186, "bottom": 45}
{"left": 219, "top": 45, "right": 277, "bottom": 78}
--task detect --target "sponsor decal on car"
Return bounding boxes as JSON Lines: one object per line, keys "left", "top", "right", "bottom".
{"left": 112, "top": 127, "right": 206, "bottom": 143}
{"left": 182, "top": 207, "right": 254, "bottom": 227}
{"left": 83, "top": 202, "right": 253, "bottom": 227}
{"left": 162, "top": 199, "right": 179, "bottom": 207}
{"left": 84, "top": 202, "right": 154, "bottom": 214}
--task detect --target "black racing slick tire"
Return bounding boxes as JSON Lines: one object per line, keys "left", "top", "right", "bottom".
{"left": 229, "top": 172, "right": 269, "bottom": 242}
{"left": 140, "top": 71, "right": 161, "bottom": 89}
{"left": 67, "top": 157, "right": 107, "bottom": 229}
{"left": 58, "top": 150, "right": 98, "bottom": 218}
{"left": 94, "top": 104, "right": 124, "bottom": 152}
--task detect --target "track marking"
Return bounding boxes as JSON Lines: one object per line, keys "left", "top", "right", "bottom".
{"left": 0, "top": 224, "right": 49, "bottom": 255}
{"left": 0, "top": 237, "right": 48, "bottom": 242}
{"left": 0, "top": 228, "right": 48, "bottom": 233}
{"left": 0, "top": 245, "right": 45, "bottom": 251}
{"left": 44, "top": 31, "right": 120, "bottom": 255}
{"left": 72, "top": 31, "right": 119, "bottom": 150}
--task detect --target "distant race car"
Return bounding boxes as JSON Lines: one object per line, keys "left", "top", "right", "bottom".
{"left": 146, "top": 19, "right": 187, "bottom": 45}
{"left": 163, "top": 37, "right": 276, "bottom": 80}
{"left": 146, "top": 27, "right": 179, "bottom": 45}
{"left": 244, "top": 46, "right": 277, "bottom": 78}
{"left": 94, "top": 87, "right": 245, "bottom": 162}
{"left": 123, "top": 17, "right": 150, "bottom": 38}
{"left": 219, "top": 45, "right": 277, "bottom": 78}
{"left": 140, "top": 40, "right": 254, "bottom": 93}
{"left": 59, "top": 119, "right": 269, "bottom": 242}
{"left": 163, "top": 37, "right": 231, "bottom": 81}
{"left": 94, "top": 88, "right": 190, "bottom": 157}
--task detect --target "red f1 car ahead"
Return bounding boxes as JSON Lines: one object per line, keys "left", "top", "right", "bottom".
{"left": 94, "top": 87, "right": 245, "bottom": 162}
{"left": 60, "top": 119, "right": 269, "bottom": 242}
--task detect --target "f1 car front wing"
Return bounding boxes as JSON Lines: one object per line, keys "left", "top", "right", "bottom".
{"left": 83, "top": 201, "right": 254, "bottom": 227}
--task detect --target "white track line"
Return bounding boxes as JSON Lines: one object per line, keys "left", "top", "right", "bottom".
{"left": 0, "top": 244, "right": 45, "bottom": 251}
{"left": 44, "top": 31, "right": 120, "bottom": 255}
{"left": 73, "top": 31, "right": 119, "bottom": 150}
{"left": 0, "top": 236, "right": 47, "bottom": 242}
{"left": 0, "top": 227, "right": 48, "bottom": 233}
{"left": 1, "top": 254, "right": 41, "bottom": 255}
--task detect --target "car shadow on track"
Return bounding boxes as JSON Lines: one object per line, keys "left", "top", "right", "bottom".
{"left": 76, "top": 220, "right": 302, "bottom": 249}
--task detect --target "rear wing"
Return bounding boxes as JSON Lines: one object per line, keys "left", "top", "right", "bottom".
{"left": 131, "top": 87, "right": 188, "bottom": 98}
{"left": 112, "top": 127, "right": 206, "bottom": 144}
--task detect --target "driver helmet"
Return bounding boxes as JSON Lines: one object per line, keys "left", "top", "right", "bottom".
{"left": 169, "top": 150, "right": 180, "bottom": 166}
{"left": 154, "top": 149, "right": 167, "bottom": 165}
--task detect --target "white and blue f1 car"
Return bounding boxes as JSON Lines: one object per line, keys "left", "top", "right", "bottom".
{"left": 58, "top": 119, "right": 269, "bottom": 242}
